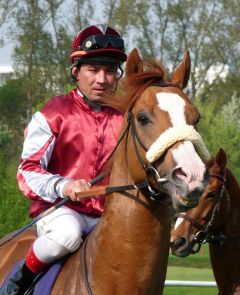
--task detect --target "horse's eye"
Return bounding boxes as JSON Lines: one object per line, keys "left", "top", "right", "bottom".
{"left": 195, "top": 113, "right": 201, "bottom": 125}
{"left": 206, "top": 191, "right": 217, "bottom": 198}
{"left": 137, "top": 113, "right": 150, "bottom": 125}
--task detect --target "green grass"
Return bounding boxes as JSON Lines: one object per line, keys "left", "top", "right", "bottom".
{"left": 165, "top": 244, "right": 218, "bottom": 294}
{"left": 164, "top": 267, "right": 217, "bottom": 295}
{"left": 166, "top": 266, "right": 215, "bottom": 281}
{"left": 168, "top": 248, "right": 211, "bottom": 269}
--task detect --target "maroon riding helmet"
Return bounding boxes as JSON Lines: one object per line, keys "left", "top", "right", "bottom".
{"left": 70, "top": 24, "right": 127, "bottom": 67}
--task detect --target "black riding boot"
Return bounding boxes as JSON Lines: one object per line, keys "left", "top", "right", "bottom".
{"left": 0, "top": 262, "right": 38, "bottom": 295}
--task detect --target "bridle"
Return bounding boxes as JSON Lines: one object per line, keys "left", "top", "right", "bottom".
{"left": 126, "top": 110, "right": 170, "bottom": 200}
{"left": 103, "top": 81, "right": 184, "bottom": 203}
{"left": 179, "top": 170, "right": 234, "bottom": 254}
{"left": 81, "top": 82, "right": 185, "bottom": 295}
{"left": 179, "top": 172, "right": 228, "bottom": 254}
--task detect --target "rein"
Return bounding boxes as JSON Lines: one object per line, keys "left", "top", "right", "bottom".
{"left": 180, "top": 171, "right": 240, "bottom": 254}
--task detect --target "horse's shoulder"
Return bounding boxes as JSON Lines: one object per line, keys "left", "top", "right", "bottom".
{"left": 52, "top": 246, "right": 85, "bottom": 294}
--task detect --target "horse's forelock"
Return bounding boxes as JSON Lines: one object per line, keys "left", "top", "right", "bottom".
{"left": 98, "top": 58, "right": 166, "bottom": 113}
{"left": 124, "top": 58, "right": 166, "bottom": 89}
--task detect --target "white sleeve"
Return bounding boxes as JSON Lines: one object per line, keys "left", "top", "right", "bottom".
{"left": 17, "top": 111, "right": 71, "bottom": 202}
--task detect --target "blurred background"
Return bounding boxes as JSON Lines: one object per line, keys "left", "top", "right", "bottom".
{"left": 0, "top": 1, "right": 239, "bottom": 292}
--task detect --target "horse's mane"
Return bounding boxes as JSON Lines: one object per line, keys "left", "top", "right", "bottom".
{"left": 99, "top": 58, "right": 166, "bottom": 113}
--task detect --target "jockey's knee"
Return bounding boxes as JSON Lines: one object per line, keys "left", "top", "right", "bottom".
{"left": 45, "top": 225, "right": 83, "bottom": 253}
{"left": 33, "top": 227, "right": 83, "bottom": 263}
{"left": 58, "top": 226, "right": 83, "bottom": 252}
{"left": 36, "top": 207, "right": 85, "bottom": 256}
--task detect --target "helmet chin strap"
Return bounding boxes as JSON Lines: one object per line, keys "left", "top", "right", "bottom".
{"left": 76, "top": 86, "right": 102, "bottom": 112}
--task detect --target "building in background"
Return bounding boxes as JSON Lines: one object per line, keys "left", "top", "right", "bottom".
{"left": 0, "top": 65, "right": 14, "bottom": 85}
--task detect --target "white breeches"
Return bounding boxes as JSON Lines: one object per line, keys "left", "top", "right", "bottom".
{"left": 33, "top": 206, "right": 99, "bottom": 263}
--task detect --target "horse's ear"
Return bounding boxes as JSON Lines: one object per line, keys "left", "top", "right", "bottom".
{"left": 216, "top": 148, "right": 227, "bottom": 169}
{"left": 171, "top": 50, "right": 191, "bottom": 89}
{"left": 125, "top": 48, "right": 143, "bottom": 77}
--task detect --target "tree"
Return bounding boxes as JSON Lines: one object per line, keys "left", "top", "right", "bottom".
{"left": 195, "top": 75, "right": 240, "bottom": 181}
{"left": 12, "top": 0, "right": 56, "bottom": 122}
{"left": 70, "top": 0, "right": 94, "bottom": 30}
{"left": 0, "top": 0, "right": 18, "bottom": 47}
{"left": 107, "top": 0, "right": 240, "bottom": 100}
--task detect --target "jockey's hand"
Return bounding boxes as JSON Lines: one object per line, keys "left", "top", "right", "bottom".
{"left": 62, "top": 179, "right": 92, "bottom": 201}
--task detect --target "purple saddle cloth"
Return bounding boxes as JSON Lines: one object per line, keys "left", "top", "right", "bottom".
{"left": 1, "top": 258, "right": 66, "bottom": 295}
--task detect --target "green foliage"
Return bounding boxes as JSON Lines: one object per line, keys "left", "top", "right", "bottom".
{"left": 0, "top": 157, "right": 30, "bottom": 238}
{"left": 0, "top": 79, "right": 26, "bottom": 125}
{"left": 0, "top": 79, "right": 26, "bottom": 160}
{"left": 196, "top": 76, "right": 240, "bottom": 181}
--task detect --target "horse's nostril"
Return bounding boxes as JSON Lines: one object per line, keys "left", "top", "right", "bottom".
{"left": 175, "top": 237, "right": 187, "bottom": 248}
{"left": 172, "top": 167, "right": 188, "bottom": 182}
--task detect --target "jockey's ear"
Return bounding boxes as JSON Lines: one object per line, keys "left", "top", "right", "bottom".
{"left": 125, "top": 48, "right": 143, "bottom": 77}
{"left": 171, "top": 50, "right": 191, "bottom": 89}
{"left": 71, "top": 66, "right": 80, "bottom": 81}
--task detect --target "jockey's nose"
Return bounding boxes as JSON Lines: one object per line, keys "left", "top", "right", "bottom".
{"left": 96, "top": 70, "right": 107, "bottom": 84}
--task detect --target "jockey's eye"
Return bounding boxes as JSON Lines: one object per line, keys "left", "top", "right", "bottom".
{"left": 137, "top": 112, "right": 150, "bottom": 125}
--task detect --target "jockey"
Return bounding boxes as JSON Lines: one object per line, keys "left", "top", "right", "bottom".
{"left": 1, "top": 24, "right": 127, "bottom": 295}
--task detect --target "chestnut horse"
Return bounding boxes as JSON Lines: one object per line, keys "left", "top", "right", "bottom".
{"left": 171, "top": 148, "right": 240, "bottom": 295}
{"left": 0, "top": 49, "right": 209, "bottom": 295}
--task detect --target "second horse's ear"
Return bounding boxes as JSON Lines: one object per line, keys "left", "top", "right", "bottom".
{"left": 125, "top": 48, "right": 143, "bottom": 77}
{"left": 216, "top": 148, "right": 227, "bottom": 169}
{"left": 171, "top": 50, "right": 191, "bottom": 89}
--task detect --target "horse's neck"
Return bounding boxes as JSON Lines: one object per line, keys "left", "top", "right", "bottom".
{"left": 226, "top": 168, "right": 240, "bottom": 207}
{"left": 221, "top": 168, "right": 240, "bottom": 235}
{"left": 87, "top": 151, "right": 172, "bottom": 294}
{"left": 209, "top": 169, "right": 240, "bottom": 293}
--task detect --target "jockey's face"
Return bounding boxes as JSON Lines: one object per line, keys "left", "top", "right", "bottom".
{"left": 76, "top": 64, "right": 118, "bottom": 102}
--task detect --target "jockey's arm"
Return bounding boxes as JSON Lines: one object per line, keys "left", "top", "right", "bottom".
{"left": 17, "top": 111, "right": 87, "bottom": 203}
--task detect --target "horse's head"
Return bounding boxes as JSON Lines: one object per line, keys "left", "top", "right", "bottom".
{"left": 170, "top": 148, "right": 228, "bottom": 257}
{"left": 114, "top": 48, "right": 209, "bottom": 212}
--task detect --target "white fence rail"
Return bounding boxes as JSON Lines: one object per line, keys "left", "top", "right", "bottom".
{"left": 165, "top": 280, "right": 217, "bottom": 287}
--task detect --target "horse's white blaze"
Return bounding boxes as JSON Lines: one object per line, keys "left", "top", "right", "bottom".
{"left": 171, "top": 215, "right": 185, "bottom": 243}
{"left": 156, "top": 92, "right": 186, "bottom": 126}
{"left": 154, "top": 91, "right": 207, "bottom": 192}
{"left": 174, "top": 214, "right": 185, "bottom": 230}
{"left": 172, "top": 141, "right": 206, "bottom": 190}
{"left": 172, "top": 141, "right": 205, "bottom": 170}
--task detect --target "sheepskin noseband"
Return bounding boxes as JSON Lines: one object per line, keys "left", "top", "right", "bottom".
{"left": 146, "top": 125, "right": 210, "bottom": 163}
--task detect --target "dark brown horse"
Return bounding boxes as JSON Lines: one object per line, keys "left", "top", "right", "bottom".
{"left": 0, "top": 49, "right": 209, "bottom": 295}
{"left": 171, "top": 148, "right": 240, "bottom": 295}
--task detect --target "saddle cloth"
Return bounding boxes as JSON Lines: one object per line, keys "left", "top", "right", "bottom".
{"left": 1, "top": 258, "right": 66, "bottom": 295}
